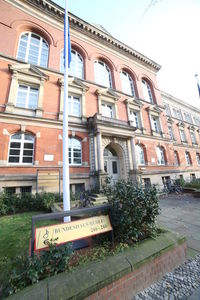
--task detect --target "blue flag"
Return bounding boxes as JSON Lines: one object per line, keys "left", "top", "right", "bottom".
{"left": 195, "top": 74, "right": 200, "bottom": 98}
{"left": 64, "top": 12, "right": 71, "bottom": 68}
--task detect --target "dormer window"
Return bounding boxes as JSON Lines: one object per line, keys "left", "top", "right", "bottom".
{"left": 17, "top": 32, "right": 49, "bottom": 67}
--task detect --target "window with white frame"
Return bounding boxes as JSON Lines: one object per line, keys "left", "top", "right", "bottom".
{"left": 168, "top": 126, "right": 174, "bottom": 140}
{"left": 120, "top": 71, "right": 135, "bottom": 96}
{"left": 190, "top": 131, "right": 196, "bottom": 144}
{"left": 184, "top": 112, "right": 192, "bottom": 124}
{"left": 101, "top": 102, "right": 114, "bottom": 118}
{"left": 8, "top": 133, "right": 34, "bottom": 164}
{"left": 179, "top": 129, "right": 186, "bottom": 142}
{"left": 173, "top": 108, "right": 182, "bottom": 120}
{"left": 130, "top": 110, "right": 139, "bottom": 128}
{"left": 17, "top": 32, "right": 49, "bottom": 67}
{"left": 193, "top": 117, "right": 200, "bottom": 126}
{"left": 68, "top": 95, "right": 81, "bottom": 117}
{"left": 196, "top": 153, "right": 200, "bottom": 165}
{"left": 16, "top": 84, "right": 39, "bottom": 110}
{"left": 185, "top": 151, "right": 192, "bottom": 166}
{"left": 156, "top": 147, "right": 165, "bottom": 165}
{"left": 142, "top": 80, "right": 154, "bottom": 103}
{"left": 174, "top": 151, "right": 179, "bottom": 166}
{"left": 68, "top": 50, "right": 84, "bottom": 79}
{"left": 68, "top": 138, "right": 82, "bottom": 165}
{"left": 94, "top": 60, "right": 112, "bottom": 88}
{"left": 151, "top": 116, "right": 160, "bottom": 133}
{"left": 164, "top": 104, "right": 171, "bottom": 116}
{"left": 135, "top": 144, "right": 145, "bottom": 165}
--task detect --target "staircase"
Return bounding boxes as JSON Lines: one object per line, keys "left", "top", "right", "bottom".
{"left": 89, "top": 193, "right": 108, "bottom": 206}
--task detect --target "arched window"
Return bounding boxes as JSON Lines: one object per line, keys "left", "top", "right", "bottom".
{"left": 135, "top": 144, "right": 145, "bottom": 165}
{"left": 69, "top": 50, "right": 84, "bottom": 78}
{"left": 156, "top": 146, "right": 165, "bottom": 165}
{"left": 17, "top": 32, "right": 49, "bottom": 67}
{"left": 94, "top": 60, "right": 112, "bottom": 88}
{"left": 69, "top": 138, "right": 82, "bottom": 165}
{"left": 8, "top": 132, "right": 34, "bottom": 164}
{"left": 61, "top": 49, "right": 84, "bottom": 78}
{"left": 120, "top": 71, "right": 135, "bottom": 96}
{"left": 142, "top": 79, "right": 154, "bottom": 103}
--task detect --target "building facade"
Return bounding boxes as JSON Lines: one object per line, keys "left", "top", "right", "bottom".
{"left": 0, "top": 0, "right": 200, "bottom": 195}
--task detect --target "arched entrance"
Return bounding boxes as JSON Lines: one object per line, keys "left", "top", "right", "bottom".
{"left": 103, "top": 145, "right": 120, "bottom": 184}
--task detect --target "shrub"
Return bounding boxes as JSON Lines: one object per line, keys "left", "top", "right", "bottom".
{"left": 103, "top": 178, "right": 160, "bottom": 243}
{"left": 183, "top": 178, "right": 200, "bottom": 189}
{"left": 8, "top": 242, "right": 73, "bottom": 295}
{"left": 0, "top": 192, "right": 61, "bottom": 216}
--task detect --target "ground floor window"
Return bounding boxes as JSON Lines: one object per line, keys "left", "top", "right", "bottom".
{"left": 4, "top": 187, "right": 16, "bottom": 195}
{"left": 20, "top": 186, "right": 32, "bottom": 194}
{"left": 3, "top": 186, "right": 32, "bottom": 195}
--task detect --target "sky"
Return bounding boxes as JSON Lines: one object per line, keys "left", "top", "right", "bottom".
{"left": 53, "top": 0, "right": 200, "bottom": 108}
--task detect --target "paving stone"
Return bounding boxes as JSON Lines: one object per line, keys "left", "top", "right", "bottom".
{"left": 132, "top": 254, "right": 200, "bottom": 300}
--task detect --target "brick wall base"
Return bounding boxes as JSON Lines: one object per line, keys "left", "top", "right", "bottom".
{"left": 85, "top": 242, "right": 187, "bottom": 300}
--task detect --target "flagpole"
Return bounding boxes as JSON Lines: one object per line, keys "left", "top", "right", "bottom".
{"left": 63, "top": 0, "right": 70, "bottom": 222}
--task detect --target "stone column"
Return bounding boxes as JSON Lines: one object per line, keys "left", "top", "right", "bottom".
{"left": 96, "top": 132, "right": 104, "bottom": 172}
{"left": 130, "top": 137, "right": 138, "bottom": 171}
{"left": 6, "top": 71, "right": 18, "bottom": 112}
{"left": 36, "top": 78, "right": 45, "bottom": 117}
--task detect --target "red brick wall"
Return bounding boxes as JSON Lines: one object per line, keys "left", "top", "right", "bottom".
{"left": 85, "top": 242, "right": 187, "bottom": 300}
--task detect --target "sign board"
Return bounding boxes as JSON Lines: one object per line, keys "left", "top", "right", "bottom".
{"left": 44, "top": 154, "right": 54, "bottom": 161}
{"left": 35, "top": 215, "right": 112, "bottom": 251}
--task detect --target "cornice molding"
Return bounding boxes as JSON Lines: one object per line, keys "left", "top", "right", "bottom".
{"left": 22, "top": 0, "right": 161, "bottom": 71}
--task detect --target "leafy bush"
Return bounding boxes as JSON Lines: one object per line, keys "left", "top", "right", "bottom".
{"left": 8, "top": 242, "right": 73, "bottom": 295}
{"left": 103, "top": 178, "right": 160, "bottom": 243}
{"left": 0, "top": 192, "right": 61, "bottom": 216}
{"left": 183, "top": 178, "right": 200, "bottom": 189}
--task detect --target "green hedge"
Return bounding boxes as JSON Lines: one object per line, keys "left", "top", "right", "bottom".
{"left": 103, "top": 179, "right": 160, "bottom": 243}
{"left": 0, "top": 192, "right": 61, "bottom": 216}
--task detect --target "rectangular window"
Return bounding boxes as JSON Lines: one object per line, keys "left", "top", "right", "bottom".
{"left": 185, "top": 152, "right": 192, "bottom": 166}
{"left": 190, "top": 132, "right": 196, "bottom": 144}
{"left": 168, "top": 126, "right": 174, "bottom": 140}
{"left": 196, "top": 153, "right": 200, "bottom": 165}
{"left": 174, "top": 151, "right": 179, "bottom": 166}
{"left": 173, "top": 108, "right": 182, "bottom": 120}
{"left": 130, "top": 110, "right": 139, "bottom": 128}
{"left": 151, "top": 116, "right": 160, "bottom": 133}
{"left": 16, "top": 85, "right": 39, "bottom": 109}
{"left": 4, "top": 187, "right": 16, "bottom": 195}
{"left": 101, "top": 103, "right": 113, "bottom": 118}
{"left": 180, "top": 129, "right": 186, "bottom": 142}
{"left": 20, "top": 186, "right": 32, "bottom": 194}
{"left": 68, "top": 95, "right": 81, "bottom": 117}
{"left": 164, "top": 104, "right": 171, "bottom": 116}
{"left": 184, "top": 112, "right": 192, "bottom": 124}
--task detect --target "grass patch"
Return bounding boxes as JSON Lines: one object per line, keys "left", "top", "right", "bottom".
{"left": 0, "top": 211, "right": 60, "bottom": 298}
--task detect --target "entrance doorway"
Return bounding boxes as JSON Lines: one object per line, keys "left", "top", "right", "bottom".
{"left": 103, "top": 146, "right": 120, "bottom": 184}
